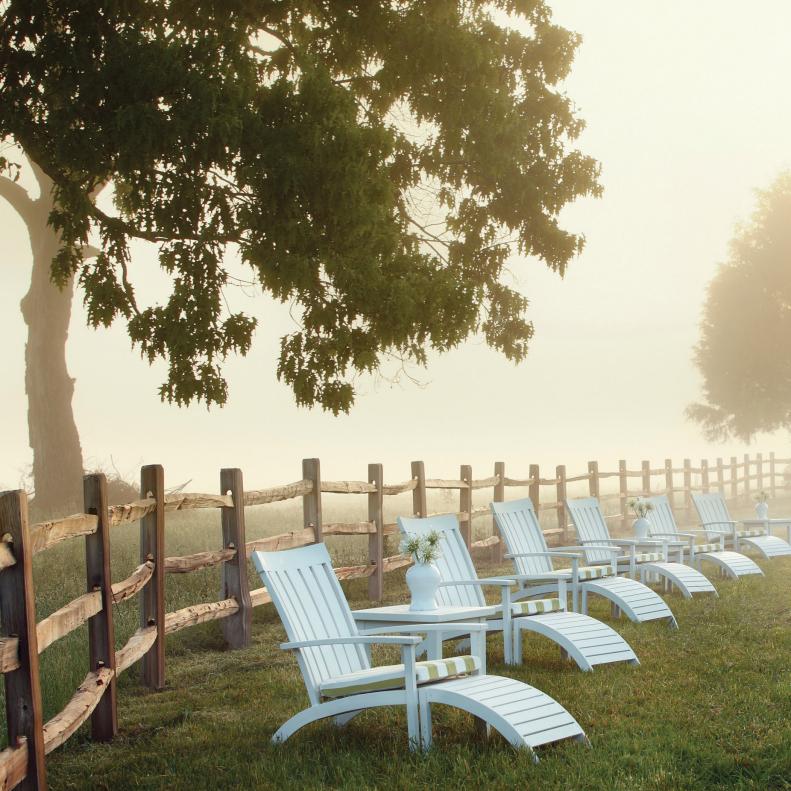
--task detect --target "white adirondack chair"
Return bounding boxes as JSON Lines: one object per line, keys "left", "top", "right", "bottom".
{"left": 566, "top": 497, "right": 716, "bottom": 602}
{"left": 692, "top": 492, "right": 791, "bottom": 559}
{"left": 253, "top": 543, "right": 588, "bottom": 756}
{"left": 643, "top": 495, "right": 762, "bottom": 579}
{"left": 400, "top": 513, "right": 638, "bottom": 671}
{"left": 493, "top": 497, "right": 676, "bottom": 629}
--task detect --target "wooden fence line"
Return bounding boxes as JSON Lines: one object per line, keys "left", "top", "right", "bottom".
{"left": 1, "top": 451, "right": 789, "bottom": 788}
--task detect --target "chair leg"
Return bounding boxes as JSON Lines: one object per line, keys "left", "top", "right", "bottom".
{"left": 418, "top": 695, "right": 432, "bottom": 751}
{"left": 512, "top": 623, "right": 522, "bottom": 665}
{"left": 581, "top": 588, "right": 588, "bottom": 615}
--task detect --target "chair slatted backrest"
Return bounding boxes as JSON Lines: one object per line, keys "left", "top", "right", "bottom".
{"left": 643, "top": 495, "right": 678, "bottom": 538}
{"left": 398, "top": 514, "right": 486, "bottom": 608}
{"left": 566, "top": 497, "right": 614, "bottom": 564}
{"left": 252, "top": 543, "right": 369, "bottom": 704}
{"left": 491, "top": 498, "right": 554, "bottom": 576}
{"left": 692, "top": 492, "right": 731, "bottom": 541}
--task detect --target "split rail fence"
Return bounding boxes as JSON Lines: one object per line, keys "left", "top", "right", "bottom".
{"left": 0, "top": 451, "right": 788, "bottom": 789}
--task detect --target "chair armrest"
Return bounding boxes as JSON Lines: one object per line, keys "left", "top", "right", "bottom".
{"left": 697, "top": 524, "right": 734, "bottom": 534}
{"left": 699, "top": 520, "right": 737, "bottom": 526}
{"left": 438, "top": 578, "right": 516, "bottom": 588}
{"left": 567, "top": 543, "right": 625, "bottom": 556}
{"left": 505, "top": 551, "right": 584, "bottom": 559}
{"left": 360, "top": 623, "right": 489, "bottom": 635}
{"left": 281, "top": 635, "right": 421, "bottom": 650}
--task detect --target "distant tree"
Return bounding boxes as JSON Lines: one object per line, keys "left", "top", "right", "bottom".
{"left": 1, "top": 1, "right": 600, "bottom": 512}
{"left": 688, "top": 171, "right": 791, "bottom": 440}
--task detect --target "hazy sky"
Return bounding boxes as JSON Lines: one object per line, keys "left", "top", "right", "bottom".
{"left": 1, "top": 0, "right": 790, "bottom": 493}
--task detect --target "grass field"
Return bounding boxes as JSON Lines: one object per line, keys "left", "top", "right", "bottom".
{"left": 7, "top": 498, "right": 791, "bottom": 790}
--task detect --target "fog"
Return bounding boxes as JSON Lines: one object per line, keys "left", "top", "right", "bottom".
{"left": 1, "top": 0, "right": 789, "bottom": 492}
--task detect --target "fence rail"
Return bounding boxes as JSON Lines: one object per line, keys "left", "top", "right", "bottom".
{"left": 1, "top": 451, "right": 789, "bottom": 789}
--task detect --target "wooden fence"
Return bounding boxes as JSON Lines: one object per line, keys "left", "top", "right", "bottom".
{"left": 0, "top": 451, "right": 787, "bottom": 789}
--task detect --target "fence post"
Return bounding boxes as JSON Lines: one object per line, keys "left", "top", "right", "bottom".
{"left": 588, "top": 461, "right": 600, "bottom": 498}
{"left": 493, "top": 461, "right": 505, "bottom": 562}
{"left": 730, "top": 456, "right": 738, "bottom": 500}
{"left": 411, "top": 461, "right": 427, "bottom": 517}
{"left": 716, "top": 458, "right": 725, "bottom": 496}
{"left": 220, "top": 468, "right": 252, "bottom": 649}
{"left": 770, "top": 452, "right": 777, "bottom": 498}
{"left": 83, "top": 473, "right": 118, "bottom": 741}
{"left": 664, "top": 459, "right": 674, "bottom": 510}
{"left": 683, "top": 458, "right": 692, "bottom": 517}
{"left": 641, "top": 460, "right": 651, "bottom": 496}
{"left": 555, "top": 465, "right": 568, "bottom": 540}
{"left": 140, "top": 464, "right": 165, "bottom": 690}
{"left": 302, "top": 458, "right": 323, "bottom": 543}
{"left": 619, "top": 460, "right": 628, "bottom": 531}
{"left": 701, "top": 459, "right": 710, "bottom": 493}
{"left": 0, "top": 490, "right": 46, "bottom": 790}
{"left": 368, "top": 464, "right": 384, "bottom": 601}
{"left": 744, "top": 453, "right": 751, "bottom": 501}
{"left": 528, "top": 464, "right": 540, "bottom": 513}
{"left": 757, "top": 453, "right": 764, "bottom": 493}
{"left": 460, "top": 465, "right": 473, "bottom": 549}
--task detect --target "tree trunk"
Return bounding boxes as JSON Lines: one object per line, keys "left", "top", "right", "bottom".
{"left": 19, "top": 194, "right": 83, "bottom": 519}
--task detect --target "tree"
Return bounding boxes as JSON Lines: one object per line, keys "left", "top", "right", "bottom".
{"left": 1, "top": 1, "right": 600, "bottom": 508}
{"left": 688, "top": 171, "right": 791, "bottom": 441}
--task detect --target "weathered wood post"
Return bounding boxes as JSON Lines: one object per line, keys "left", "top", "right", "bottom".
{"left": 588, "top": 461, "right": 600, "bottom": 499}
{"left": 730, "top": 456, "right": 738, "bottom": 500}
{"left": 641, "top": 460, "right": 651, "bottom": 496}
{"left": 140, "top": 464, "right": 165, "bottom": 690}
{"left": 459, "top": 465, "right": 473, "bottom": 549}
{"left": 757, "top": 453, "right": 764, "bottom": 493}
{"left": 492, "top": 461, "right": 505, "bottom": 562}
{"left": 716, "top": 458, "right": 725, "bottom": 496}
{"left": 683, "top": 458, "right": 692, "bottom": 518}
{"left": 368, "top": 464, "right": 384, "bottom": 601}
{"left": 555, "top": 465, "right": 568, "bottom": 541}
{"left": 83, "top": 473, "right": 118, "bottom": 741}
{"left": 701, "top": 459, "right": 710, "bottom": 493}
{"left": 619, "top": 460, "right": 628, "bottom": 531}
{"left": 770, "top": 452, "right": 777, "bottom": 498}
{"left": 528, "top": 464, "right": 540, "bottom": 513}
{"left": 220, "top": 468, "right": 252, "bottom": 649}
{"left": 411, "top": 461, "right": 427, "bottom": 517}
{"left": 664, "top": 459, "right": 674, "bottom": 511}
{"left": 302, "top": 458, "right": 323, "bottom": 543}
{"left": 0, "top": 490, "right": 46, "bottom": 790}
{"left": 744, "top": 453, "right": 751, "bottom": 501}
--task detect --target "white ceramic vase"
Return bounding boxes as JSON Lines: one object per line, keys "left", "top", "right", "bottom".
{"left": 633, "top": 516, "right": 651, "bottom": 540}
{"left": 755, "top": 501, "right": 769, "bottom": 519}
{"left": 406, "top": 561, "right": 441, "bottom": 611}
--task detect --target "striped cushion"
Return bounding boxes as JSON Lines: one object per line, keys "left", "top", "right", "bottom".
{"left": 737, "top": 530, "right": 764, "bottom": 538}
{"left": 511, "top": 598, "right": 563, "bottom": 616}
{"left": 618, "top": 552, "right": 664, "bottom": 564}
{"left": 319, "top": 655, "right": 480, "bottom": 699}
{"left": 692, "top": 543, "right": 723, "bottom": 553}
{"left": 576, "top": 565, "right": 610, "bottom": 580}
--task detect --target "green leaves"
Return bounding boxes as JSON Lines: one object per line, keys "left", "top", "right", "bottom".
{"left": 0, "top": 0, "right": 600, "bottom": 411}
{"left": 689, "top": 171, "right": 791, "bottom": 440}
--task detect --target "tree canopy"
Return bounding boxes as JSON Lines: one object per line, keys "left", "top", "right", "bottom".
{"left": 1, "top": 0, "right": 600, "bottom": 414}
{"left": 688, "top": 171, "right": 791, "bottom": 440}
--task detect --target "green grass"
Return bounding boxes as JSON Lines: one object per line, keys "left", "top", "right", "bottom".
{"left": 8, "top": 499, "right": 791, "bottom": 790}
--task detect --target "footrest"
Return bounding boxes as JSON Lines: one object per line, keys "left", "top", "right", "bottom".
{"left": 514, "top": 611, "right": 639, "bottom": 671}
{"left": 740, "top": 535, "right": 791, "bottom": 559}
{"left": 696, "top": 550, "right": 763, "bottom": 578}
{"left": 420, "top": 674, "right": 587, "bottom": 755}
{"left": 639, "top": 561, "right": 717, "bottom": 598}
{"left": 582, "top": 575, "right": 677, "bottom": 628}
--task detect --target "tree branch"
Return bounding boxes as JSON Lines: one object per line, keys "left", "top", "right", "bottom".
{"left": 0, "top": 174, "right": 35, "bottom": 224}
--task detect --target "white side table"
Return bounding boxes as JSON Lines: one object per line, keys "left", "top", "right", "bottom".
{"left": 741, "top": 517, "right": 791, "bottom": 543}
{"left": 351, "top": 604, "right": 497, "bottom": 663}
